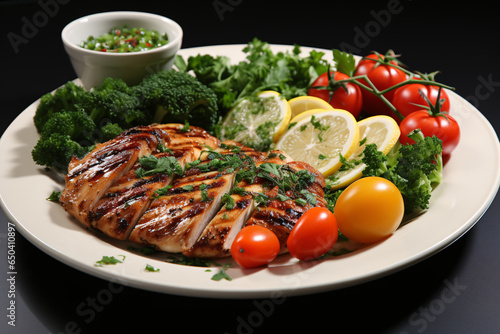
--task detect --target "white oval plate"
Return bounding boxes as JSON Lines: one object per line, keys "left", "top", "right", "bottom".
{"left": 1, "top": 45, "right": 499, "bottom": 299}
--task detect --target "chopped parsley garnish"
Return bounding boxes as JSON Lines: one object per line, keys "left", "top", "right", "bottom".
{"left": 180, "top": 120, "right": 191, "bottom": 133}
{"left": 95, "top": 255, "right": 125, "bottom": 266}
{"left": 200, "top": 183, "right": 213, "bottom": 202}
{"left": 219, "top": 143, "right": 242, "bottom": 153}
{"left": 221, "top": 192, "right": 235, "bottom": 209}
{"left": 135, "top": 155, "right": 183, "bottom": 178}
{"left": 156, "top": 142, "right": 172, "bottom": 153}
{"left": 181, "top": 185, "right": 194, "bottom": 191}
{"left": 47, "top": 190, "right": 61, "bottom": 203}
{"left": 256, "top": 163, "right": 317, "bottom": 206}
{"left": 211, "top": 263, "right": 232, "bottom": 281}
{"left": 310, "top": 115, "right": 330, "bottom": 142}
{"left": 151, "top": 185, "right": 173, "bottom": 199}
{"left": 145, "top": 264, "right": 160, "bottom": 272}
{"left": 338, "top": 153, "right": 362, "bottom": 172}
{"left": 267, "top": 152, "right": 287, "bottom": 161}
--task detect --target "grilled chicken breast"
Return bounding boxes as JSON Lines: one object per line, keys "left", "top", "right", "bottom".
{"left": 129, "top": 172, "right": 234, "bottom": 253}
{"left": 186, "top": 146, "right": 293, "bottom": 257}
{"left": 60, "top": 124, "right": 218, "bottom": 230}
{"left": 59, "top": 124, "right": 328, "bottom": 259}
{"left": 59, "top": 126, "right": 166, "bottom": 227}
{"left": 88, "top": 148, "right": 192, "bottom": 240}
{"left": 244, "top": 159, "right": 327, "bottom": 251}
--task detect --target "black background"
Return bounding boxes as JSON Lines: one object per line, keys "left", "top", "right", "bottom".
{"left": 1, "top": 1, "right": 499, "bottom": 333}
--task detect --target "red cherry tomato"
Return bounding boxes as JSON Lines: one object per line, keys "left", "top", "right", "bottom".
{"left": 231, "top": 225, "right": 280, "bottom": 268}
{"left": 354, "top": 53, "right": 407, "bottom": 116}
{"left": 399, "top": 110, "right": 460, "bottom": 156}
{"left": 334, "top": 177, "right": 404, "bottom": 244}
{"left": 391, "top": 83, "right": 451, "bottom": 122}
{"left": 287, "top": 207, "right": 338, "bottom": 261}
{"left": 308, "top": 71, "right": 363, "bottom": 118}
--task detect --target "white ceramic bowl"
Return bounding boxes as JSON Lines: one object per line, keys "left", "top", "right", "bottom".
{"left": 61, "top": 11, "right": 183, "bottom": 90}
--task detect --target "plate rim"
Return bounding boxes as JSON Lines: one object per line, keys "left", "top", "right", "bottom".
{"left": 1, "top": 43, "right": 500, "bottom": 299}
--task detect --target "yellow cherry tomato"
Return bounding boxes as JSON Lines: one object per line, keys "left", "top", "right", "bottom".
{"left": 334, "top": 177, "right": 404, "bottom": 243}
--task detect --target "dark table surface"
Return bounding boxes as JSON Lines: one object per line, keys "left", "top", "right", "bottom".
{"left": 1, "top": 1, "right": 500, "bottom": 333}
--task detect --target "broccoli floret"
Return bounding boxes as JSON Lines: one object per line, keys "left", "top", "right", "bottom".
{"left": 93, "top": 77, "right": 131, "bottom": 94}
{"left": 100, "top": 122, "right": 124, "bottom": 142}
{"left": 87, "top": 77, "right": 149, "bottom": 128}
{"left": 33, "top": 110, "right": 97, "bottom": 171}
{"left": 133, "top": 70, "right": 220, "bottom": 131}
{"left": 31, "top": 133, "right": 93, "bottom": 172}
{"left": 94, "top": 90, "right": 149, "bottom": 127}
{"left": 362, "top": 129, "right": 443, "bottom": 212}
{"left": 31, "top": 73, "right": 219, "bottom": 172}
{"left": 33, "top": 81, "right": 90, "bottom": 132}
{"left": 41, "top": 109, "right": 97, "bottom": 144}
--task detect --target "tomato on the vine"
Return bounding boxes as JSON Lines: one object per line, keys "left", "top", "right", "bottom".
{"left": 308, "top": 71, "right": 363, "bottom": 118}
{"left": 287, "top": 207, "right": 338, "bottom": 261}
{"left": 399, "top": 87, "right": 460, "bottom": 156}
{"left": 391, "top": 81, "right": 450, "bottom": 122}
{"left": 334, "top": 177, "right": 404, "bottom": 244}
{"left": 400, "top": 111, "right": 460, "bottom": 156}
{"left": 231, "top": 225, "right": 280, "bottom": 269}
{"left": 354, "top": 51, "right": 407, "bottom": 116}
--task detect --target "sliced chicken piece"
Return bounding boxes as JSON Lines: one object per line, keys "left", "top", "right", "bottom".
{"left": 60, "top": 122, "right": 332, "bottom": 259}
{"left": 153, "top": 123, "right": 220, "bottom": 151}
{"left": 59, "top": 126, "right": 167, "bottom": 227}
{"left": 128, "top": 172, "right": 234, "bottom": 253}
{"left": 186, "top": 148, "right": 292, "bottom": 258}
{"left": 88, "top": 147, "right": 193, "bottom": 240}
{"left": 245, "top": 161, "right": 327, "bottom": 252}
{"left": 287, "top": 160, "right": 327, "bottom": 198}
{"left": 185, "top": 182, "right": 263, "bottom": 258}
{"left": 245, "top": 196, "right": 322, "bottom": 252}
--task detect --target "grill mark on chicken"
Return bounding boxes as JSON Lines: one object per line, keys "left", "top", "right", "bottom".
{"left": 129, "top": 172, "right": 234, "bottom": 253}
{"left": 59, "top": 126, "right": 168, "bottom": 227}
{"left": 87, "top": 170, "right": 172, "bottom": 240}
{"left": 60, "top": 124, "right": 329, "bottom": 259}
{"left": 185, "top": 147, "right": 292, "bottom": 258}
{"left": 154, "top": 123, "right": 220, "bottom": 151}
{"left": 185, "top": 191, "right": 257, "bottom": 258}
{"left": 244, "top": 164, "right": 327, "bottom": 251}
{"left": 82, "top": 127, "right": 218, "bottom": 239}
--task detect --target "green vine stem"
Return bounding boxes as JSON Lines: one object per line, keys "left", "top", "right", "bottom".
{"left": 313, "top": 51, "right": 456, "bottom": 121}
{"left": 315, "top": 70, "right": 455, "bottom": 121}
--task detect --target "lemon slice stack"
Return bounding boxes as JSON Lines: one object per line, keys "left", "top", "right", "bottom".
{"left": 327, "top": 115, "right": 401, "bottom": 190}
{"left": 219, "top": 91, "right": 291, "bottom": 150}
{"left": 288, "top": 95, "right": 334, "bottom": 119}
{"left": 221, "top": 92, "right": 400, "bottom": 190}
{"left": 275, "top": 108, "right": 359, "bottom": 177}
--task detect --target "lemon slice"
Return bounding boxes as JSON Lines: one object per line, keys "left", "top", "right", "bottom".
{"left": 288, "top": 95, "right": 334, "bottom": 119}
{"left": 219, "top": 91, "right": 291, "bottom": 151}
{"left": 326, "top": 115, "right": 401, "bottom": 190}
{"left": 275, "top": 109, "right": 359, "bottom": 176}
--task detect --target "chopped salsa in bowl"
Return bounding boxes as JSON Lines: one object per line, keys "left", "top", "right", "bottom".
{"left": 80, "top": 26, "right": 169, "bottom": 52}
